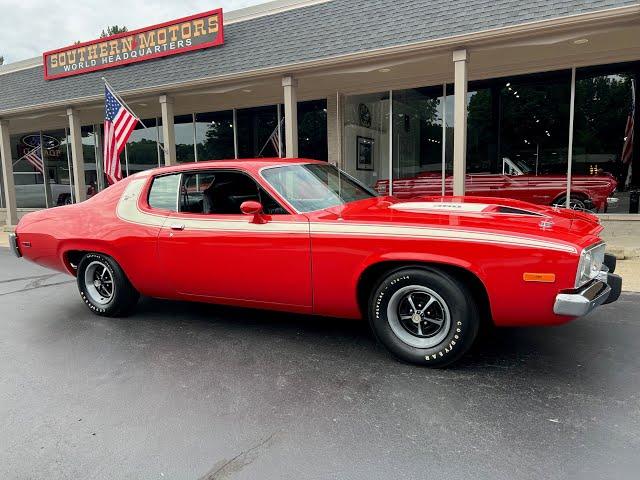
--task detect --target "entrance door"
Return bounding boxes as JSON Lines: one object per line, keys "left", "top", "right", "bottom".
{"left": 157, "top": 169, "right": 312, "bottom": 309}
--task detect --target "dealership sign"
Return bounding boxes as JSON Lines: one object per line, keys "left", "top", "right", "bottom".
{"left": 43, "top": 9, "right": 224, "bottom": 80}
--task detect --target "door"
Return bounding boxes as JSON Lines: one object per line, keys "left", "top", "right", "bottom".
{"left": 157, "top": 169, "right": 312, "bottom": 308}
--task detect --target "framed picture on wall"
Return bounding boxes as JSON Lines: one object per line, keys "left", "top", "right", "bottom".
{"left": 357, "top": 136, "right": 374, "bottom": 171}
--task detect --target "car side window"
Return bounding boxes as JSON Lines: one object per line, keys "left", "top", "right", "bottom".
{"left": 179, "top": 170, "right": 288, "bottom": 215}
{"left": 148, "top": 174, "right": 181, "bottom": 211}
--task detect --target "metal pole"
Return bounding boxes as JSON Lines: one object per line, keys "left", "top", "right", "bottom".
{"left": 388, "top": 90, "right": 394, "bottom": 197}
{"left": 40, "top": 131, "right": 50, "bottom": 208}
{"left": 192, "top": 113, "right": 197, "bottom": 162}
{"left": 65, "top": 127, "right": 75, "bottom": 204}
{"left": 277, "top": 104, "right": 283, "bottom": 158}
{"left": 441, "top": 83, "right": 447, "bottom": 196}
{"left": 232, "top": 109, "right": 239, "bottom": 159}
{"left": 566, "top": 67, "right": 576, "bottom": 208}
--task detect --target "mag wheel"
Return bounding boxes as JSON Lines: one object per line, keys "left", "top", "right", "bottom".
{"left": 77, "top": 253, "right": 139, "bottom": 317}
{"left": 369, "top": 268, "right": 479, "bottom": 367}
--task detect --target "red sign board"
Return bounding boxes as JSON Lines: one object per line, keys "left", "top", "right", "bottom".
{"left": 43, "top": 9, "right": 224, "bottom": 80}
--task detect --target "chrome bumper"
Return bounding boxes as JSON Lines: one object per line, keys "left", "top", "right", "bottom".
{"left": 8, "top": 233, "right": 21, "bottom": 258}
{"left": 554, "top": 257, "right": 622, "bottom": 317}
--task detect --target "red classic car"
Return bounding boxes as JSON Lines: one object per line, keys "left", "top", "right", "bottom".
{"left": 376, "top": 158, "right": 618, "bottom": 212}
{"left": 9, "top": 159, "right": 622, "bottom": 367}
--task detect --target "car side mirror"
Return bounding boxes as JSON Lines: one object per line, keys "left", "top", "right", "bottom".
{"left": 240, "top": 201, "right": 266, "bottom": 223}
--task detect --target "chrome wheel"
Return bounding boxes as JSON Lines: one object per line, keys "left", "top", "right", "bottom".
{"left": 386, "top": 285, "right": 451, "bottom": 349}
{"left": 83, "top": 261, "right": 114, "bottom": 305}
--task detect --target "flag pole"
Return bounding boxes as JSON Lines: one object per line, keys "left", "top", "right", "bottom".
{"left": 102, "top": 77, "right": 168, "bottom": 156}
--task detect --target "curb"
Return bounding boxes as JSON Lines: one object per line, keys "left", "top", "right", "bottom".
{"left": 607, "top": 247, "right": 640, "bottom": 261}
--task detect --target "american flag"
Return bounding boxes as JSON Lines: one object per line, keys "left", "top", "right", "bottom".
{"left": 23, "top": 146, "right": 45, "bottom": 175}
{"left": 104, "top": 85, "right": 138, "bottom": 184}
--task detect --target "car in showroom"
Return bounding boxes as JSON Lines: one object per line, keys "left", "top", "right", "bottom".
{"left": 9, "top": 159, "right": 622, "bottom": 367}
{"left": 375, "top": 157, "right": 618, "bottom": 212}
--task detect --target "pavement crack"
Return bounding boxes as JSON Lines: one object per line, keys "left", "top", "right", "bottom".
{"left": 199, "top": 431, "right": 280, "bottom": 480}
{"left": 0, "top": 280, "right": 75, "bottom": 297}
{"left": 0, "top": 273, "right": 57, "bottom": 284}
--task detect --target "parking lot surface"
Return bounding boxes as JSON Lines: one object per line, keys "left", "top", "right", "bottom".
{"left": 1, "top": 247, "right": 639, "bottom": 479}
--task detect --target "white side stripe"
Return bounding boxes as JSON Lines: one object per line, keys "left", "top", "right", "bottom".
{"left": 116, "top": 178, "right": 577, "bottom": 253}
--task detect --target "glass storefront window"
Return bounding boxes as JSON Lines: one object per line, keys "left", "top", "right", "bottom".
{"left": 126, "top": 118, "right": 160, "bottom": 176}
{"left": 466, "top": 71, "right": 571, "bottom": 207}
{"left": 574, "top": 65, "right": 638, "bottom": 213}
{"left": 11, "top": 130, "right": 72, "bottom": 208}
{"left": 195, "top": 110, "right": 235, "bottom": 161}
{"left": 343, "top": 92, "right": 390, "bottom": 192}
{"left": 237, "top": 105, "right": 281, "bottom": 158}
{"left": 298, "top": 100, "right": 327, "bottom": 160}
{"left": 175, "top": 114, "right": 195, "bottom": 163}
{"left": 390, "top": 86, "right": 449, "bottom": 199}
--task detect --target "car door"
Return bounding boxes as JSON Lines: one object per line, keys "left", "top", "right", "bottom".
{"left": 157, "top": 168, "right": 312, "bottom": 310}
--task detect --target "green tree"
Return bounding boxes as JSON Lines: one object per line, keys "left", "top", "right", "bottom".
{"left": 0, "top": 55, "right": 4, "bottom": 65}
{"left": 100, "top": 26, "right": 128, "bottom": 38}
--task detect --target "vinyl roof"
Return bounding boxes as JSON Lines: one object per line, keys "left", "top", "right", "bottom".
{"left": 0, "top": 0, "right": 637, "bottom": 114}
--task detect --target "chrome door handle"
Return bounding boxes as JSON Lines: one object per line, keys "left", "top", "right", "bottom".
{"left": 170, "top": 224, "right": 185, "bottom": 231}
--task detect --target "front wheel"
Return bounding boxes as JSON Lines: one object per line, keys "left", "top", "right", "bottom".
{"left": 369, "top": 268, "right": 479, "bottom": 367}
{"left": 77, "top": 253, "right": 139, "bottom": 317}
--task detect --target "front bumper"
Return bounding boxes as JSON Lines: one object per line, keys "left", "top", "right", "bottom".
{"left": 554, "top": 254, "right": 622, "bottom": 317}
{"left": 8, "top": 233, "right": 21, "bottom": 258}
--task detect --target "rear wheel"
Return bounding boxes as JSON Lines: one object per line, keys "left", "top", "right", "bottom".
{"left": 553, "top": 195, "right": 594, "bottom": 212}
{"left": 368, "top": 268, "right": 479, "bottom": 367}
{"left": 77, "top": 253, "right": 139, "bottom": 317}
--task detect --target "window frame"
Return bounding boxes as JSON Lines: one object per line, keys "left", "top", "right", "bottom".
{"left": 174, "top": 167, "right": 290, "bottom": 217}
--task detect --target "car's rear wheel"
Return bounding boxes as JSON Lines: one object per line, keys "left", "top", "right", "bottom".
{"left": 368, "top": 267, "right": 479, "bottom": 367}
{"left": 552, "top": 195, "right": 594, "bottom": 212}
{"left": 77, "top": 253, "right": 139, "bottom": 317}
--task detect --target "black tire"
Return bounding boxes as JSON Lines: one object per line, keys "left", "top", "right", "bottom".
{"left": 368, "top": 267, "right": 479, "bottom": 367}
{"left": 77, "top": 253, "right": 139, "bottom": 317}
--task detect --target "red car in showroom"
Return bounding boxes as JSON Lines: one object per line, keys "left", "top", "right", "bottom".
{"left": 376, "top": 157, "right": 618, "bottom": 212}
{"left": 10, "top": 159, "right": 622, "bottom": 367}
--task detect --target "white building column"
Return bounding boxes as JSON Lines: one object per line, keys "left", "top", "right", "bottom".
{"left": 159, "top": 95, "right": 176, "bottom": 166}
{"left": 282, "top": 76, "right": 299, "bottom": 158}
{"left": 0, "top": 119, "right": 18, "bottom": 227}
{"left": 66, "top": 108, "right": 87, "bottom": 202}
{"left": 452, "top": 49, "right": 469, "bottom": 196}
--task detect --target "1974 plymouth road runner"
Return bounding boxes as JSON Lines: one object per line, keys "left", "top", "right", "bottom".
{"left": 10, "top": 159, "right": 622, "bottom": 367}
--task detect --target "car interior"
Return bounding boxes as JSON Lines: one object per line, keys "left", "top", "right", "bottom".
{"left": 179, "top": 171, "right": 288, "bottom": 215}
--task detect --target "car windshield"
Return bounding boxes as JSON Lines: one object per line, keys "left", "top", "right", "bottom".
{"left": 262, "top": 163, "right": 377, "bottom": 212}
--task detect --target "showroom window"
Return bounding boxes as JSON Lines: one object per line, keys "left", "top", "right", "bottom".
{"left": 236, "top": 105, "right": 282, "bottom": 158}
{"left": 125, "top": 118, "right": 162, "bottom": 176}
{"left": 298, "top": 100, "right": 328, "bottom": 161}
{"left": 574, "top": 63, "right": 639, "bottom": 213}
{"left": 195, "top": 110, "right": 235, "bottom": 161}
{"left": 343, "top": 91, "right": 391, "bottom": 192}
{"left": 391, "top": 86, "right": 452, "bottom": 198}
{"left": 175, "top": 114, "right": 196, "bottom": 163}
{"left": 10, "top": 130, "right": 73, "bottom": 208}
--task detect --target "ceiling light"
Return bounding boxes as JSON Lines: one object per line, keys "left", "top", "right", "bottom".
{"left": 506, "top": 82, "right": 511, "bottom": 87}
{"left": 378, "top": 68, "right": 392, "bottom": 73}
{"left": 573, "top": 38, "right": 589, "bottom": 45}
{"left": 138, "top": 103, "right": 148, "bottom": 107}
{"left": 242, "top": 89, "right": 252, "bottom": 93}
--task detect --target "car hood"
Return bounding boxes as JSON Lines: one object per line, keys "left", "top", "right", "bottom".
{"left": 314, "top": 195, "right": 603, "bottom": 247}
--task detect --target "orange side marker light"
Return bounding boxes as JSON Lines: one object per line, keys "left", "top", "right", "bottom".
{"left": 523, "top": 273, "right": 556, "bottom": 283}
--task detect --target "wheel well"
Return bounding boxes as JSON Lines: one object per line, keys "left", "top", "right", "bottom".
{"left": 356, "top": 261, "right": 493, "bottom": 327}
{"left": 552, "top": 191, "right": 589, "bottom": 204}
{"left": 63, "top": 250, "right": 90, "bottom": 276}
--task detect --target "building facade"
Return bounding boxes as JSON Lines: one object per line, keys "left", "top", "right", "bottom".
{"left": 1, "top": 0, "right": 639, "bottom": 228}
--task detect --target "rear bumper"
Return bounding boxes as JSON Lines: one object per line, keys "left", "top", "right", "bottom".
{"left": 554, "top": 258, "right": 622, "bottom": 317}
{"left": 8, "top": 233, "right": 21, "bottom": 258}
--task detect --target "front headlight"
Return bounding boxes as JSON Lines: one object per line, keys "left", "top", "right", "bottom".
{"left": 575, "top": 243, "right": 606, "bottom": 288}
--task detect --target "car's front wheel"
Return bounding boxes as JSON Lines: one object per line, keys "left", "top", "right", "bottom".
{"left": 369, "top": 267, "right": 479, "bottom": 367}
{"left": 77, "top": 253, "right": 139, "bottom": 317}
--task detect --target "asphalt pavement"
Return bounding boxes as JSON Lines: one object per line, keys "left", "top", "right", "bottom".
{"left": 0, "top": 247, "right": 639, "bottom": 480}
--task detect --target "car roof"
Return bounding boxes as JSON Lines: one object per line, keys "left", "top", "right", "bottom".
{"left": 146, "top": 157, "right": 326, "bottom": 176}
